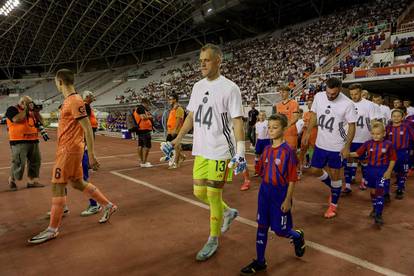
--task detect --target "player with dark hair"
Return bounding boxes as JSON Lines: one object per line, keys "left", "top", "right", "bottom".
{"left": 385, "top": 108, "right": 414, "bottom": 200}
{"left": 303, "top": 78, "right": 357, "bottom": 218}
{"left": 240, "top": 113, "right": 305, "bottom": 275}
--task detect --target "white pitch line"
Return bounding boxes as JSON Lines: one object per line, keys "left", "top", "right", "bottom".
{"left": 116, "top": 158, "right": 194, "bottom": 172}
{"left": 0, "top": 151, "right": 162, "bottom": 170}
{"left": 110, "top": 170, "right": 406, "bottom": 276}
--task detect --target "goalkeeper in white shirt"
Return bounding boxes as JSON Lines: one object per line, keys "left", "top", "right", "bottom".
{"left": 172, "top": 43, "right": 245, "bottom": 261}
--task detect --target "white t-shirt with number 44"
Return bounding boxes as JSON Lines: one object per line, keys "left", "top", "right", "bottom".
{"left": 353, "top": 98, "right": 380, "bottom": 143}
{"left": 187, "top": 75, "right": 243, "bottom": 160}
{"left": 311, "top": 91, "right": 358, "bottom": 152}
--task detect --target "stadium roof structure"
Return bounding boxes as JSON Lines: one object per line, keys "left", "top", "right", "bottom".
{"left": 0, "top": 0, "right": 206, "bottom": 72}
{"left": 0, "top": 0, "right": 351, "bottom": 77}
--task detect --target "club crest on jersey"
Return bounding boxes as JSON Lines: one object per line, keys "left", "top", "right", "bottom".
{"left": 382, "top": 147, "right": 387, "bottom": 153}
{"left": 265, "top": 158, "right": 268, "bottom": 163}
{"left": 325, "top": 109, "right": 330, "bottom": 114}
{"left": 275, "top": 158, "right": 281, "bottom": 165}
{"left": 202, "top": 97, "right": 208, "bottom": 103}
{"left": 205, "top": 91, "right": 209, "bottom": 95}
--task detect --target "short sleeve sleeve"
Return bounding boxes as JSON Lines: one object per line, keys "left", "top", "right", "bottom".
{"left": 286, "top": 150, "right": 298, "bottom": 183}
{"left": 355, "top": 142, "right": 367, "bottom": 156}
{"left": 228, "top": 84, "right": 243, "bottom": 118}
{"left": 311, "top": 95, "right": 318, "bottom": 113}
{"left": 187, "top": 85, "right": 197, "bottom": 113}
{"left": 389, "top": 144, "right": 397, "bottom": 161}
{"left": 292, "top": 101, "right": 299, "bottom": 113}
{"left": 176, "top": 107, "right": 185, "bottom": 119}
{"left": 370, "top": 104, "right": 381, "bottom": 120}
{"left": 70, "top": 96, "right": 88, "bottom": 120}
{"left": 344, "top": 102, "right": 358, "bottom": 123}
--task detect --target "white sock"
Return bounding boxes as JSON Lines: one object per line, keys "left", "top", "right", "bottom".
{"left": 47, "top": 227, "right": 58, "bottom": 233}
{"left": 208, "top": 236, "right": 218, "bottom": 243}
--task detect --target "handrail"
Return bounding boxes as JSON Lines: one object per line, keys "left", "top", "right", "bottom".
{"left": 397, "top": 1, "right": 414, "bottom": 27}
{"left": 290, "top": 23, "right": 391, "bottom": 99}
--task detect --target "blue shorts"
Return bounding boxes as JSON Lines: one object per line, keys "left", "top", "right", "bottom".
{"left": 365, "top": 165, "right": 388, "bottom": 189}
{"left": 255, "top": 139, "right": 272, "bottom": 155}
{"left": 311, "top": 146, "right": 344, "bottom": 169}
{"left": 394, "top": 149, "right": 409, "bottom": 174}
{"left": 257, "top": 183, "right": 292, "bottom": 235}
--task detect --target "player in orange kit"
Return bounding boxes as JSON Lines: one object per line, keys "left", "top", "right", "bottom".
{"left": 274, "top": 86, "right": 300, "bottom": 150}
{"left": 28, "top": 69, "right": 117, "bottom": 244}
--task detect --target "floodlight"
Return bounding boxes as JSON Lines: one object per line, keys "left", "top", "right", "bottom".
{"left": 0, "top": 0, "right": 19, "bottom": 16}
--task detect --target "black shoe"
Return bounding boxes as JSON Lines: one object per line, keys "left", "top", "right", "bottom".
{"left": 395, "top": 190, "right": 404, "bottom": 200}
{"left": 9, "top": 179, "right": 17, "bottom": 191}
{"left": 374, "top": 214, "right": 384, "bottom": 226}
{"left": 27, "top": 182, "right": 45, "bottom": 188}
{"left": 292, "top": 229, "right": 306, "bottom": 257}
{"left": 384, "top": 194, "right": 391, "bottom": 204}
{"left": 369, "top": 209, "right": 375, "bottom": 218}
{"left": 240, "top": 259, "right": 267, "bottom": 276}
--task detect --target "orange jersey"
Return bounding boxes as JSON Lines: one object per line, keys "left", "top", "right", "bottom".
{"left": 57, "top": 93, "right": 88, "bottom": 153}
{"left": 276, "top": 100, "right": 299, "bottom": 122}
{"left": 167, "top": 106, "right": 184, "bottom": 133}
{"left": 276, "top": 100, "right": 299, "bottom": 139}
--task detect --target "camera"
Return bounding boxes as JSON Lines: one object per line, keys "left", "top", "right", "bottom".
{"left": 35, "top": 121, "right": 49, "bottom": 141}
{"left": 28, "top": 102, "right": 43, "bottom": 112}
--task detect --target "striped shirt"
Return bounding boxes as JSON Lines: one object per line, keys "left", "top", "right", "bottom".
{"left": 356, "top": 140, "right": 396, "bottom": 167}
{"left": 259, "top": 142, "right": 298, "bottom": 186}
{"left": 385, "top": 123, "right": 414, "bottom": 150}
{"left": 404, "top": 115, "right": 414, "bottom": 129}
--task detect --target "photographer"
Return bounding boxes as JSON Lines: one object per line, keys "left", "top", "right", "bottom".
{"left": 5, "top": 96, "right": 45, "bottom": 191}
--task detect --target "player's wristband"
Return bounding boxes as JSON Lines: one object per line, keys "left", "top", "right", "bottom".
{"left": 236, "top": 141, "right": 245, "bottom": 157}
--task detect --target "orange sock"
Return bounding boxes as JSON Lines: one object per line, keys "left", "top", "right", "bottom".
{"left": 83, "top": 183, "right": 110, "bottom": 206}
{"left": 49, "top": 196, "right": 66, "bottom": 229}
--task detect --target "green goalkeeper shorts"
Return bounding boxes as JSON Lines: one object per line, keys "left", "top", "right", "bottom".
{"left": 193, "top": 156, "right": 233, "bottom": 182}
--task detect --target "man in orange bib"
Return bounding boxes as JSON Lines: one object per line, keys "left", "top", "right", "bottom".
{"left": 133, "top": 98, "right": 154, "bottom": 167}
{"left": 166, "top": 93, "right": 186, "bottom": 168}
{"left": 5, "top": 96, "right": 45, "bottom": 190}
{"left": 29, "top": 69, "right": 117, "bottom": 244}
{"left": 275, "top": 86, "right": 300, "bottom": 149}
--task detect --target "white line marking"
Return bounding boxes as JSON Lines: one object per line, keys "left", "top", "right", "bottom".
{"left": 0, "top": 151, "right": 162, "bottom": 170}
{"left": 116, "top": 159, "right": 194, "bottom": 172}
{"left": 110, "top": 170, "right": 407, "bottom": 276}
